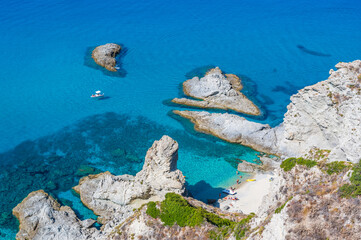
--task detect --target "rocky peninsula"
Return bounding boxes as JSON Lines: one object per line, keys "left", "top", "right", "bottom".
{"left": 92, "top": 43, "right": 121, "bottom": 72}
{"left": 172, "top": 67, "right": 261, "bottom": 116}
{"left": 175, "top": 60, "right": 361, "bottom": 163}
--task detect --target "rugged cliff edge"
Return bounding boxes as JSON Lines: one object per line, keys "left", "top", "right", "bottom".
{"left": 92, "top": 43, "right": 121, "bottom": 72}
{"left": 172, "top": 67, "right": 261, "bottom": 116}
{"left": 175, "top": 60, "right": 361, "bottom": 163}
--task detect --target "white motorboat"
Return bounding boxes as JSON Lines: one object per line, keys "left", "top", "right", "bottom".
{"left": 91, "top": 90, "right": 104, "bottom": 98}
{"left": 222, "top": 189, "right": 236, "bottom": 195}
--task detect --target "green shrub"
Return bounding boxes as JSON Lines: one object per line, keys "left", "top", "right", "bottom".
{"left": 275, "top": 197, "right": 293, "bottom": 214}
{"left": 201, "top": 209, "right": 233, "bottom": 227}
{"left": 280, "top": 157, "right": 317, "bottom": 171}
{"left": 159, "top": 193, "right": 203, "bottom": 227}
{"left": 325, "top": 161, "right": 349, "bottom": 175}
{"left": 146, "top": 201, "right": 160, "bottom": 218}
{"left": 280, "top": 158, "right": 297, "bottom": 171}
{"left": 339, "top": 162, "right": 361, "bottom": 198}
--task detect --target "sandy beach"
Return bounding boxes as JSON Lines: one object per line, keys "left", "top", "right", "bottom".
{"left": 219, "top": 173, "right": 275, "bottom": 214}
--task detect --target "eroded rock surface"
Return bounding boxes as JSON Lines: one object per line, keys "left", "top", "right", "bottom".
{"left": 92, "top": 43, "right": 121, "bottom": 71}
{"left": 13, "top": 190, "right": 99, "bottom": 240}
{"left": 73, "top": 135, "right": 185, "bottom": 226}
{"left": 172, "top": 67, "right": 260, "bottom": 115}
{"left": 173, "top": 110, "right": 280, "bottom": 154}
{"left": 175, "top": 61, "right": 361, "bottom": 163}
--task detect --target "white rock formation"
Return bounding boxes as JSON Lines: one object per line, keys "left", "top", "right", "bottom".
{"left": 13, "top": 190, "right": 100, "bottom": 240}
{"left": 172, "top": 67, "right": 261, "bottom": 115}
{"left": 175, "top": 60, "right": 361, "bottom": 163}
{"left": 173, "top": 110, "right": 281, "bottom": 154}
{"left": 73, "top": 136, "right": 185, "bottom": 226}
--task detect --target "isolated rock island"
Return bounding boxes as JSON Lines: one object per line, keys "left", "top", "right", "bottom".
{"left": 92, "top": 43, "right": 121, "bottom": 72}
{"left": 172, "top": 67, "right": 261, "bottom": 116}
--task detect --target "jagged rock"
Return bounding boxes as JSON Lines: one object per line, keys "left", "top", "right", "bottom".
{"left": 13, "top": 190, "right": 99, "bottom": 240}
{"left": 172, "top": 67, "right": 260, "bottom": 115}
{"left": 73, "top": 135, "right": 185, "bottom": 225}
{"left": 92, "top": 43, "right": 121, "bottom": 72}
{"left": 175, "top": 61, "right": 361, "bottom": 163}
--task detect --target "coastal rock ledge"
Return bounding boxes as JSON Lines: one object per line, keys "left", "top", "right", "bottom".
{"left": 175, "top": 60, "right": 361, "bottom": 163}
{"left": 13, "top": 135, "right": 186, "bottom": 239}
{"left": 92, "top": 43, "right": 121, "bottom": 71}
{"left": 172, "top": 67, "right": 261, "bottom": 116}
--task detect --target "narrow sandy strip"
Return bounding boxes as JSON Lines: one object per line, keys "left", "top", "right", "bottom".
{"left": 219, "top": 173, "right": 275, "bottom": 214}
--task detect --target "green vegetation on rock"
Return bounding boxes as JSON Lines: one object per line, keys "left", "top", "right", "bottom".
{"left": 339, "top": 162, "right": 361, "bottom": 198}
{"left": 275, "top": 197, "right": 293, "bottom": 214}
{"left": 146, "top": 193, "right": 254, "bottom": 238}
{"left": 280, "top": 157, "right": 317, "bottom": 171}
{"left": 325, "top": 161, "right": 350, "bottom": 175}
{"left": 146, "top": 193, "right": 231, "bottom": 227}
{"left": 146, "top": 201, "right": 160, "bottom": 219}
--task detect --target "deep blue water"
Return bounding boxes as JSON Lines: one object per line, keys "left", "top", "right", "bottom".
{"left": 0, "top": 0, "right": 361, "bottom": 238}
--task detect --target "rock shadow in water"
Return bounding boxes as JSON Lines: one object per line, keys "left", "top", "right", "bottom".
{"left": 187, "top": 180, "right": 224, "bottom": 207}
{"left": 184, "top": 65, "right": 216, "bottom": 79}
{"left": 272, "top": 80, "right": 303, "bottom": 96}
{"left": 297, "top": 45, "right": 331, "bottom": 57}
{"left": 84, "top": 44, "right": 128, "bottom": 77}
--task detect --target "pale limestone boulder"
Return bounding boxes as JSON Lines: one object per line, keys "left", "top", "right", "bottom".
{"left": 13, "top": 190, "right": 100, "bottom": 240}
{"left": 172, "top": 67, "right": 260, "bottom": 115}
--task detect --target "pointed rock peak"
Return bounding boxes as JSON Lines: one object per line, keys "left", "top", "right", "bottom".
{"left": 143, "top": 135, "right": 179, "bottom": 173}
{"left": 206, "top": 66, "right": 223, "bottom": 76}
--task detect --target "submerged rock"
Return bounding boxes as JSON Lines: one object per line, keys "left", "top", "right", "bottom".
{"left": 175, "top": 60, "right": 361, "bottom": 163}
{"left": 172, "top": 67, "right": 260, "bottom": 115}
{"left": 92, "top": 43, "right": 121, "bottom": 72}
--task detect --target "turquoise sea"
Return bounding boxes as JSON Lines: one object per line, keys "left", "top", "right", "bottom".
{"left": 0, "top": 0, "right": 361, "bottom": 238}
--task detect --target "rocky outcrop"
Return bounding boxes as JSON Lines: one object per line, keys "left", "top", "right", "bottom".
{"left": 172, "top": 67, "right": 260, "bottom": 115}
{"left": 92, "top": 43, "right": 121, "bottom": 71}
{"left": 13, "top": 190, "right": 99, "bottom": 240}
{"left": 13, "top": 136, "right": 186, "bottom": 239}
{"left": 276, "top": 60, "right": 361, "bottom": 163}
{"left": 73, "top": 135, "right": 185, "bottom": 225}
{"left": 175, "top": 61, "right": 361, "bottom": 163}
{"left": 173, "top": 110, "right": 281, "bottom": 154}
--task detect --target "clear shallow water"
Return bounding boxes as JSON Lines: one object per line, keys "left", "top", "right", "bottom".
{"left": 0, "top": 0, "right": 361, "bottom": 238}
